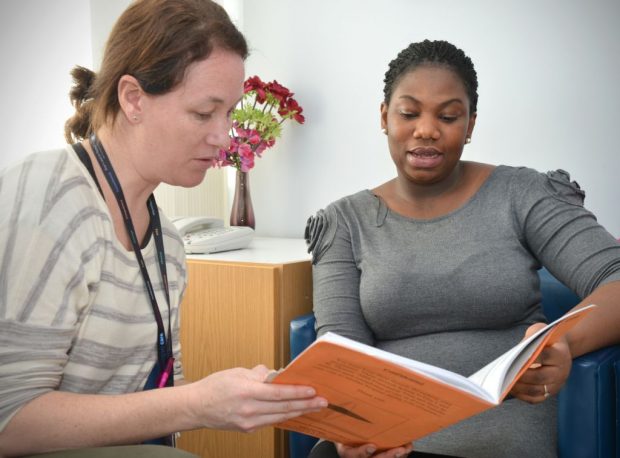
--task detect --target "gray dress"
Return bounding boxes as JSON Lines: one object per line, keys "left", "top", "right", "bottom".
{"left": 306, "top": 165, "right": 620, "bottom": 458}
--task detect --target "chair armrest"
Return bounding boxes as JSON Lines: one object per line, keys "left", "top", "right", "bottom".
{"left": 607, "top": 255, "right": 620, "bottom": 456}
{"left": 538, "top": 268, "right": 581, "bottom": 321}
{"left": 558, "top": 344, "right": 620, "bottom": 458}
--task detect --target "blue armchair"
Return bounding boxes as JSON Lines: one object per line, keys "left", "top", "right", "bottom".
{"left": 289, "top": 268, "right": 620, "bottom": 458}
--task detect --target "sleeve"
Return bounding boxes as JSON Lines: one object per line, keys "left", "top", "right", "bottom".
{"left": 173, "top": 269, "right": 187, "bottom": 382}
{"left": 0, "top": 160, "right": 97, "bottom": 432}
{"left": 0, "top": 219, "right": 92, "bottom": 432}
{"left": 160, "top": 218, "right": 187, "bottom": 382}
{"left": 514, "top": 168, "right": 620, "bottom": 298}
{"left": 305, "top": 205, "right": 375, "bottom": 345}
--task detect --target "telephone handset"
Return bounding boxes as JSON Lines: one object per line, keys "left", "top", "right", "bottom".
{"left": 171, "top": 216, "right": 254, "bottom": 254}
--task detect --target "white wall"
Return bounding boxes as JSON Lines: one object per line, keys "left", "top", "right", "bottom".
{"left": 243, "top": 0, "right": 620, "bottom": 238}
{"left": 0, "top": 0, "right": 92, "bottom": 169}
{"left": 3, "top": 1, "right": 619, "bottom": 238}
{"left": 89, "top": 0, "right": 132, "bottom": 70}
{"left": 0, "top": 0, "right": 231, "bottom": 222}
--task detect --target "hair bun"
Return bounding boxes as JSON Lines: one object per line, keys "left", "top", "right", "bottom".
{"left": 65, "top": 66, "right": 97, "bottom": 142}
{"left": 68, "top": 66, "right": 96, "bottom": 106}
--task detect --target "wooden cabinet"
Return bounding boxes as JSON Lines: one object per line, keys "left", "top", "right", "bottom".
{"left": 177, "top": 238, "right": 313, "bottom": 458}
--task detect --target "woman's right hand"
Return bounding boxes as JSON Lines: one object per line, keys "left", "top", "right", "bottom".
{"left": 335, "top": 441, "right": 413, "bottom": 458}
{"left": 187, "top": 364, "right": 327, "bottom": 432}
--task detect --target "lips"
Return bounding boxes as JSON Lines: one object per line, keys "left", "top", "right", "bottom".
{"left": 195, "top": 156, "right": 218, "bottom": 169}
{"left": 406, "top": 147, "right": 443, "bottom": 168}
{"left": 409, "top": 146, "right": 441, "bottom": 156}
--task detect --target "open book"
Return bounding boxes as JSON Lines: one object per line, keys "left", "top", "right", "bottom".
{"left": 271, "top": 304, "right": 596, "bottom": 450}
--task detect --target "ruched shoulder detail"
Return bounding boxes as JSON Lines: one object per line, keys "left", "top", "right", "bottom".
{"left": 304, "top": 205, "right": 338, "bottom": 264}
{"left": 543, "top": 169, "right": 585, "bottom": 206}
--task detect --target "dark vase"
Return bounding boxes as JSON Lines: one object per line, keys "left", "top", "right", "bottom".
{"left": 230, "top": 169, "right": 255, "bottom": 229}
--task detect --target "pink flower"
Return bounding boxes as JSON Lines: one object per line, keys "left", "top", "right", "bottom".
{"left": 233, "top": 123, "right": 248, "bottom": 137}
{"left": 237, "top": 143, "right": 252, "bottom": 159}
{"left": 239, "top": 151, "right": 254, "bottom": 172}
{"left": 255, "top": 141, "right": 268, "bottom": 157}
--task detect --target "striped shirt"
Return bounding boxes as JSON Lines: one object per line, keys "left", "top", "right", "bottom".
{"left": 0, "top": 146, "right": 187, "bottom": 431}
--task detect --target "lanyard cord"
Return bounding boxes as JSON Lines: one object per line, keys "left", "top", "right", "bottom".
{"left": 89, "top": 134, "right": 172, "bottom": 369}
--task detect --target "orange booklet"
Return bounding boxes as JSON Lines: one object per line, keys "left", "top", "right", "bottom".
{"left": 271, "top": 304, "right": 595, "bottom": 450}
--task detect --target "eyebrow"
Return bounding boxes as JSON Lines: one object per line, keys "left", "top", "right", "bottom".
{"left": 206, "top": 96, "right": 225, "bottom": 104}
{"left": 203, "top": 95, "right": 243, "bottom": 107}
{"left": 398, "top": 95, "right": 465, "bottom": 107}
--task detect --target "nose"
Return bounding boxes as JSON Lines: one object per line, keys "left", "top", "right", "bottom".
{"left": 413, "top": 115, "right": 440, "bottom": 141}
{"left": 217, "top": 131, "right": 232, "bottom": 151}
{"left": 206, "top": 115, "right": 233, "bottom": 150}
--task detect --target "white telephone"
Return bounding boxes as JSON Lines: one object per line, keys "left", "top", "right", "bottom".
{"left": 171, "top": 216, "right": 254, "bottom": 254}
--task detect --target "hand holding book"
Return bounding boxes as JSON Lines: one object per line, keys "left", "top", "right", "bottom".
{"left": 508, "top": 322, "right": 572, "bottom": 403}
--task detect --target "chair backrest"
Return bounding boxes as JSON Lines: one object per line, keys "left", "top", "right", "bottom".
{"left": 538, "top": 268, "right": 581, "bottom": 321}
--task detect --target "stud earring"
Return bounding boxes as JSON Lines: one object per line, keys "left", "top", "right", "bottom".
{"left": 465, "top": 137, "right": 471, "bottom": 144}
{"left": 132, "top": 115, "right": 139, "bottom": 122}
{"left": 382, "top": 128, "right": 387, "bottom": 135}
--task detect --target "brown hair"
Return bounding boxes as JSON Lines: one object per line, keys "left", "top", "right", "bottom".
{"left": 65, "top": 0, "right": 248, "bottom": 143}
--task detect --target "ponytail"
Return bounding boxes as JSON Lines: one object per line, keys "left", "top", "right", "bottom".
{"left": 64, "top": 66, "right": 96, "bottom": 143}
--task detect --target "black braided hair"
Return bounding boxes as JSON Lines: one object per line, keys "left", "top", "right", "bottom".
{"left": 383, "top": 39, "right": 478, "bottom": 113}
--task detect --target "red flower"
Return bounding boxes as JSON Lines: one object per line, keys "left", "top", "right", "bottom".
{"left": 293, "top": 112, "right": 305, "bottom": 124}
{"left": 244, "top": 75, "right": 267, "bottom": 103}
{"left": 266, "top": 80, "right": 292, "bottom": 104}
{"left": 278, "top": 97, "right": 305, "bottom": 124}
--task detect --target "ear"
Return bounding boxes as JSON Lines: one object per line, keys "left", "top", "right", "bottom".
{"left": 380, "top": 102, "right": 388, "bottom": 130}
{"left": 117, "top": 75, "right": 144, "bottom": 123}
{"left": 466, "top": 112, "right": 477, "bottom": 138}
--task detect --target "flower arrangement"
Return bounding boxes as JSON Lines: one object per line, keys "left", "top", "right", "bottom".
{"left": 218, "top": 76, "right": 305, "bottom": 172}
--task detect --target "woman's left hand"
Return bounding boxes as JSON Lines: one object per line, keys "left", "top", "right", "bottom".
{"left": 509, "top": 323, "right": 572, "bottom": 403}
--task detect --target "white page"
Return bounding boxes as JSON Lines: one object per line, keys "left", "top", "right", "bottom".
{"left": 318, "top": 332, "right": 493, "bottom": 402}
{"left": 467, "top": 331, "right": 548, "bottom": 403}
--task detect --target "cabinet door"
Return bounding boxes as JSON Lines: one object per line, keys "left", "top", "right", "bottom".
{"left": 177, "top": 259, "right": 313, "bottom": 457}
{"left": 178, "top": 260, "right": 279, "bottom": 457}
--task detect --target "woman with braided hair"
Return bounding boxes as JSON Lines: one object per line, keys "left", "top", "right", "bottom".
{"left": 305, "top": 39, "right": 620, "bottom": 458}
{"left": 0, "top": 1, "right": 327, "bottom": 456}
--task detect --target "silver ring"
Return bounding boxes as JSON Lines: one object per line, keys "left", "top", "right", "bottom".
{"left": 543, "top": 384, "right": 550, "bottom": 399}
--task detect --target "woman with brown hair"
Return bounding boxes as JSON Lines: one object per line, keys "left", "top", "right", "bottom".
{"left": 0, "top": 1, "right": 326, "bottom": 456}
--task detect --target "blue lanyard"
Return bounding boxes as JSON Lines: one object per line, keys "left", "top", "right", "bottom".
{"left": 89, "top": 134, "right": 173, "bottom": 377}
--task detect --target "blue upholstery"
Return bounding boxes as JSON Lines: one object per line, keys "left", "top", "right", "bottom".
{"left": 616, "top": 362, "right": 620, "bottom": 456}
{"left": 289, "top": 268, "right": 620, "bottom": 458}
